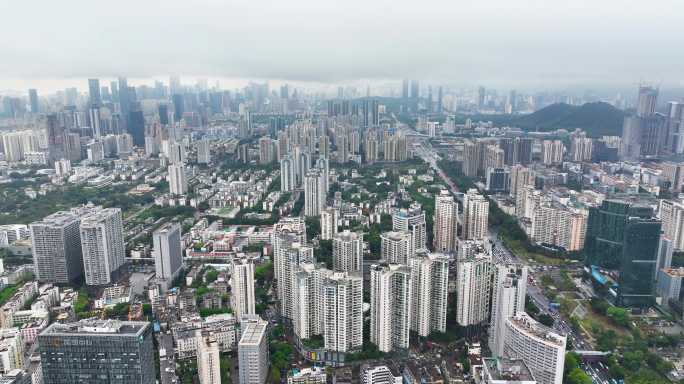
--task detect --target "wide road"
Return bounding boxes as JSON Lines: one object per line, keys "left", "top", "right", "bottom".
{"left": 419, "top": 142, "right": 591, "bottom": 351}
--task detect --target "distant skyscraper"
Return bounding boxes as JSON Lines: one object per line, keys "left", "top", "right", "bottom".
{"left": 38, "top": 320, "right": 155, "bottom": 384}
{"left": 409, "top": 251, "right": 449, "bottom": 337}
{"left": 231, "top": 257, "right": 256, "bottom": 319}
{"left": 370, "top": 263, "right": 411, "bottom": 352}
{"left": 489, "top": 264, "right": 528, "bottom": 357}
{"left": 280, "top": 156, "right": 296, "bottom": 192}
{"left": 410, "top": 80, "right": 420, "bottom": 99}
{"left": 80, "top": 207, "right": 125, "bottom": 286}
{"left": 158, "top": 103, "right": 170, "bottom": 125}
{"left": 127, "top": 109, "right": 145, "bottom": 147}
{"left": 168, "top": 163, "right": 187, "bottom": 195}
{"left": 197, "top": 140, "right": 211, "bottom": 164}
{"left": 30, "top": 211, "right": 83, "bottom": 284}
{"left": 238, "top": 317, "right": 269, "bottom": 384}
{"left": 28, "top": 89, "right": 39, "bottom": 113}
{"left": 304, "top": 169, "right": 326, "bottom": 216}
{"left": 46, "top": 113, "right": 66, "bottom": 163}
{"left": 636, "top": 85, "right": 658, "bottom": 118}
{"left": 402, "top": 79, "right": 409, "bottom": 100}
{"left": 88, "top": 78, "right": 101, "bottom": 107}
{"left": 153, "top": 222, "right": 183, "bottom": 290}
{"left": 118, "top": 77, "right": 130, "bottom": 127}
{"left": 172, "top": 94, "right": 185, "bottom": 122}
{"left": 333, "top": 230, "right": 363, "bottom": 273}
{"left": 478, "top": 86, "right": 486, "bottom": 109}
{"left": 433, "top": 191, "right": 458, "bottom": 253}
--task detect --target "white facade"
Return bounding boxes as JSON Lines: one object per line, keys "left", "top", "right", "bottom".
{"left": 153, "top": 222, "right": 183, "bottom": 290}
{"left": 463, "top": 189, "right": 489, "bottom": 241}
{"left": 433, "top": 190, "right": 458, "bottom": 253}
{"left": 370, "top": 264, "right": 411, "bottom": 353}
{"left": 168, "top": 163, "right": 188, "bottom": 195}
{"left": 280, "top": 156, "right": 296, "bottom": 192}
{"left": 197, "top": 336, "right": 221, "bottom": 384}
{"left": 456, "top": 250, "right": 493, "bottom": 326}
{"left": 238, "top": 318, "right": 269, "bottom": 384}
{"left": 489, "top": 264, "right": 528, "bottom": 357}
{"left": 392, "top": 203, "right": 427, "bottom": 253}
{"left": 197, "top": 140, "right": 211, "bottom": 164}
{"left": 231, "top": 257, "right": 256, "bottom": 319}
{"left": 409, "top": 251, "right": 449, "bottom": 336}
{"left": 320, "top": 207, "right": 339, "bottom": 240}
{"left": 80, "top": 208, "right": 125, "bottom": 286}
{"left": 503, "top": 312, "right": 566, "bottom": 384}
{"left": 322, "top": 272, "right": 363, "bottom": 353}
{"left": 380, "top": 231, "right": 412, "bottom": 265}
{"left": 304, "top": 169, "right": 326, "bottom": 216}
{"left": 333, "top": 230, "right": 363, "bottom": 273}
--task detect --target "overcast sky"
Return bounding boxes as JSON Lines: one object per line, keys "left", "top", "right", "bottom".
{"left": 1, "top": 0, "right": 683, "bottom": 93}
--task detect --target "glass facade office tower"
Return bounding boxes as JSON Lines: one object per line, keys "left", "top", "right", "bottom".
{"left": 584, "top": 199, "right": 661, "bottom": 307}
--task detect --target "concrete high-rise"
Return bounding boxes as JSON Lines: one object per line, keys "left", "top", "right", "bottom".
{"left": 392, "top": 203, "right": 427, "bottom": 253}
{"left": 320, "top": 207, "right": 339, "bottom": 240}
{"left": 231, "top": 257, "right": 256, "bottom": 319}
{"left": 168, "top": 163, "right": 188, "bottom": 195}
{"left": 272, "top": 218, "right": 307, "bottom": 317}
{"left": 80, "top": 208, "right": 125, "bottom": 286}
{"left": 489, "top": 264, "right": 528, "bottom": 357}
{"left": 370, "top": 263, "right": 411, "bottom": 352}
{"left": 280, "top": 155, "right": 296, "bottom": 192}
{"left": 88, "top": 78, "right": 101, "bottom": 107}
{"left": 197, "top": 336, "right": 221, "bottom": 384}
{"left": 541, "top": 140, "right": 564, "bottom": 164}
{"left": 238, "top": 317, "right": 269, "bottom": 384}
{"left": 333, "top": 230, "right": 363, "bottom": 273}
{"left": 433, "top": 190, "right": 458, "bottom": 253}
{"left": 322, "top": 272, "right": 363, "bottom": 353}
{"left": 30, "top": 211, "right": 84, "bottom": 283}
{"left": 304, "top": 169, "right": 326, "bottom": 217}
{"left": 462, "top": 189, "right": 489, "bottom": 241}
{"left": 380, "top": 231, "right": 412, "bottom": 265}
{"left": 28, "top": 89, "right": 39, "bottom": 113}
{"left": 409, "top": 251, "right": 449, "bottom": 337}
{"left": 503, "top": 312, "right": 566, "bottom": 384}
{"left": 455, "top": 248, "right": 493, "bottom": 326}
{"left": 153, "top": 222, "right": 183, "bottom": 291}
{"left": 197, "top": 140, "right": 211, "bottom": 164}
{"left": 38, "top": 320, "right": 155, "bottom": 384}
{"left": 293, "top": 263, "right": 329, "bottom": 341}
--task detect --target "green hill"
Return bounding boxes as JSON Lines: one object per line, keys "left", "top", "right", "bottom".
{"left": 513, "top": 102, "right": 625, "bottom": 137}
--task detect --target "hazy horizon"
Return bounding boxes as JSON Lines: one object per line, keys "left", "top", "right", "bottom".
{"left": 2, "top": 0, "right": 683, "bottom": 94}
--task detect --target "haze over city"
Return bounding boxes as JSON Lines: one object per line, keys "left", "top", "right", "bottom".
{"left": 1, "top": 1, "right": 684, "bottom": 384}
{"left": 2, "top": 0, "right": 684, "bottom": 93}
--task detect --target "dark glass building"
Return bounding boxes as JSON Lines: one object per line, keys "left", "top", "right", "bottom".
{"left": 127, "top": 110, "right": 145, "bottom": 148}
{"left": 38, "top": 320, "right": 155, "bottom": 384}
{"left": 584, "top": 199, "right": 661, "bottom": 307}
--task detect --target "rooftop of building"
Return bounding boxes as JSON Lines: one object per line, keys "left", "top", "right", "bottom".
{"left": 239, "top": 318, "right": 267, "bottom": 346}
{"left": 508, "top": 312, "right": 566, "bottom": 347}
{"left": 661, "top": 267, "right": 684, "bottom": 277}
{"left": 483, "top": 357, "right": 536, "bottom": 382}
{"left": 39, "top": 319, "right": 149, "bottom": 338}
